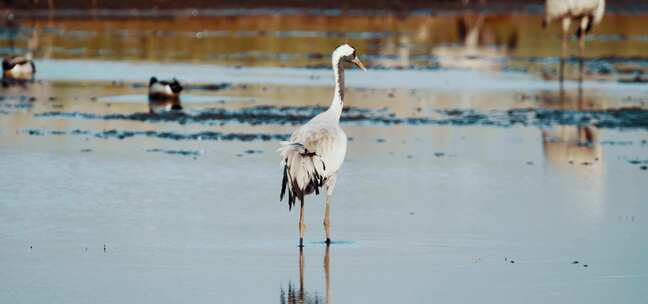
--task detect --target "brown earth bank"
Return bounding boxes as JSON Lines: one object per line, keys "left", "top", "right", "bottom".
{"left": 1, "top": 0, "right": 647, "bottom": 18}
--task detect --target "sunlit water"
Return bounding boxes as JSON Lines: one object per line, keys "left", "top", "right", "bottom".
{"left": 1, "top": 10, "right": 647, "bottom": 304}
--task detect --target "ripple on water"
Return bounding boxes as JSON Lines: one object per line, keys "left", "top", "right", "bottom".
{"left": 146, "top": 148, "right": 204, "bottom": 157}
{"left": 96, "top": 94, "right": 256, "bottom": 104}
{"left": 34, "top": 106, "right": 648, "bottom": 129}
{"left": 21, "top": 128, "right": 289, "bottom": 142}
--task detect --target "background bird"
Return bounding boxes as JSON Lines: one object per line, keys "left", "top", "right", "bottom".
{"left": 543, "top": 0, "right": 605, "bottom": 81}
{"left": 148, "top": 77, "right": 183, "bottom": 113}
{"left": 2, "top": 55, "right": 36, "bottom": 82}
{"left": 148, "top": 77, "right": 183, "bottom": 100}
{"left": 279, "top": 44, "right": 366, "bottom": 247}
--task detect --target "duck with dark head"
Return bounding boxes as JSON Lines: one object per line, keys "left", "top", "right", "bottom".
{"left": 2, "top": 55, "right": 36, "bottom": 85}
{"left": 148, "top": 77, "right": 183, "bottom": 114}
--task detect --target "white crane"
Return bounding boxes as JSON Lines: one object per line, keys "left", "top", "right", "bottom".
{"left": 543, "top": 0, "right": 605, "bottom": 81}
{"left": 279, "top": 44, "right": 366, "bottom": 247}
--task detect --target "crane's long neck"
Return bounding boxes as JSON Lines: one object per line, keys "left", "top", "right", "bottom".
{"left": 329, "top": 58, "right": 344, "bottom": 119}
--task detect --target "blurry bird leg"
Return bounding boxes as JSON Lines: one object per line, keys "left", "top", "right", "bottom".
{"left": 578, "top": 55, "right": 584, "bottom": 109}
{"left": 299, "top": 199, "right": 305, "bottom": 247}
{"left": 578, "top": 17, "right": 588, "bottom": 56}
{"left": 560, "top": 17, "right": 571, "bottom": 85}
{"left": 578, "top": 18, "right": 586, "bottom": 109}
{"left": 559, "top": 35, "right": 566, "bottom": 85}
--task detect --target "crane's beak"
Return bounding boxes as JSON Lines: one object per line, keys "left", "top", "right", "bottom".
{"left": 350, "top": 57, "right": 367, "bottom": 71}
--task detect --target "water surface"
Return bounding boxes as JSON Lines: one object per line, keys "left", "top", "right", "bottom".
{"left": 1, "top": 10, "right": 647, "bottom": 304}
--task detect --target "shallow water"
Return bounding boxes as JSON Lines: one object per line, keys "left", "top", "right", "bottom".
{"left": 1, "top": 10, "right": 648, "bottom": 304}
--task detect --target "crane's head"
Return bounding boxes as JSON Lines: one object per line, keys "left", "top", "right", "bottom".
{"left": 333, "top": 44, "right": 366, "bottom": 71}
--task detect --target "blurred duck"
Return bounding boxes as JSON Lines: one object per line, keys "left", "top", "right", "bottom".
{"left": 2, "top": 55, "right": 36, "bottom": 81}
{"left": 148, "top": 77, "right": 183, "bottom": 113}
{"left": 148, "top": 77, "right": 183, "bottom": 100}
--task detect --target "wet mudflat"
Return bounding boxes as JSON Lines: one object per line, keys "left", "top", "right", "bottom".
{"left": 1, "top": 10, "right": 648, "bottom": 304}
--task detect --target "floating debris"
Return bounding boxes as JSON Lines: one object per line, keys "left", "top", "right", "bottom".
{"left": 146, "top": 148, "right": 203, "bottom": 157}
{"left": 26, "top": 129, "right": 43, "bottom": 136}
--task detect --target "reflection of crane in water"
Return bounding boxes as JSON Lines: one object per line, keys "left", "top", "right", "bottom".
{"left": 541, "top": 1, "right": 605, "bottom": 170}
{"left": 433, "top": 15, "right": 518, "bottom": 70}
{"left": 543, "top": 0, "right": 606, "bottom": 82}
{"left": 541, "top": 59, "right": 602, "bottom": 175}
{"left": 280, "top": 247, "right": 331, "bottom": 304}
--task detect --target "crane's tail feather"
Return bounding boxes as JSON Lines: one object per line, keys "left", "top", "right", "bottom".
{"left": 278, "top": 142, "right": 326, "bottom": 211}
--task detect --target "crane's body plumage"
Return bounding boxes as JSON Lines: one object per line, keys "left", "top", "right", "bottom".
{"left": 288, "top": 110, "right": 348, "bottom": 175}
{"left": 279, "top": 44, "right": 364, "bottom": 247}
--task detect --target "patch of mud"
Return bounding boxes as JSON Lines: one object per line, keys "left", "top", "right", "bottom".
{"left": 21, "top": 128, "right": 289, "bottom": 142}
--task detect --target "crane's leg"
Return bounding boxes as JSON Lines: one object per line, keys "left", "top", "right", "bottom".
{"left": 299, "top": 198, "right": 305, "bottom": 248}
{"left": 323, "top": 175, "right": 337, "bottom": 246}
{"left": 577, "top": 17, "right": 589, "bottom": 104}
{"left": 560, "top": 17, "right": 571, "bottom": 85}
{"left": 324, "top": 196, "right": 332, "bottom": 245}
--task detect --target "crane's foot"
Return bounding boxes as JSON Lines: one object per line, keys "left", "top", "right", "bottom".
{"left": 325, "top": 238, "right": 331, "bottom": 246}
{"left": 299, "top": 238, "right": 304, "bottom": 248}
